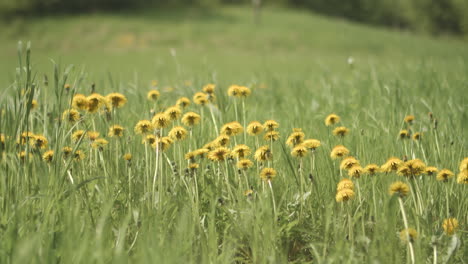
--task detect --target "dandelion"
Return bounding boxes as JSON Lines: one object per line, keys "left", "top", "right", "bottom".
{"left": 220, "top": 121, "right": 243, "bottom": 136}
{"left": 31, "top": 99, "right": 38, "bottom": 109}
{"left": 459, "top": 157, "right": 468, "bottom": 171}
{"left": 436, "top": 169, "right": 454, "bottom": 182}
{"left": 337, "top": 178, "right": 354, "bottom": 191}
{"left": 152, "top": 112, "right": 171, "bottom": 129}
{"left": 363, "top": 164, "right": 380, "bottom": 175}
{"left": 152, "top": 137, "right": 173, "bottom": 152}
{"left": 91, "top": 138, "right": 109, "bottom": 150}
{"left": 18, "top": 131, "right": 34, "bottom": 145}
{"left": 442, "top": 218, "right": 459, "bottom": 236}
{"left": 147, "top": 90, "right": 160, "bottom": 101}
{"left": 381, "top": 157, "right": 403, "bottom": 172}
{"left": 397, "top": 159, "right": 426, "bottom": 177}
{"left": 227, "top": 85, "right": 241, "bottom": 97}
{"left": 232, "top": 144, "right": 251, "bottom": 158}
{"left": 168, "top": 126, "right": 188, "bottom": 141}
{"left": 213, "top": 135, "right": 230, "bottom": 147}
{"left": 87, "top": 93, "right": 107, "bottom": 113}
{"left": 193, "top": 92, "right": 208, "bottom": 105}
{"left": 106, "top": 93, "right": 127, "bottom": 108}
{"left": 399, "top": 130, "right": 410, "bottom": 139}
{"left": 108, "top": 125, "right": 124, "bottom": 138}
{"left": 237, "top": 159, "right": 254, "bottom": 170}
{"left": 330, "top": 145, "right": 349, "bottom": 159}
{"left": 263, "top": 120, "right": 279, "bottom": 131}
{"left": 302, "top": 139, "right": 321, "bottom": 150}
{"left": 286, "top": 129, "right": 305, "bottom": 147}
{"left": 123, "top": 153, "right": 132, "bottom": 162}
{"left": 333, "top": 126, "right": 349, "bottom": 137}
{"left": 325, "top": 114, "right": 340, "bottom": 126}
{"left": 260, "top": 168, "right": 277, "bottom": 182}
{"left": 208, "top": 147, "right": 230, "bottom": 162}
{"left": 74, "top": 150, "right": 85, "bottom": 161}
{"left": 142, "top": 135, "right": 157, "bottom": 145}
{"left": 134, "top": 120, "right": 153, "bottom": 134}
{"left": 424, "top": 166, "right": 438, "bottom": 176}
{"left": 238, "top": 86, "right": 251, "bottom": 97}
{"left": 165, "top": 106, "right": 182, "bottom": 121}
{"left": 400, "top": 228, "right": 418, "bottom": 243}
{"left": 87, "top": 131, "right": 100, "bottom": 141}
{"left": 291, "top": 144, "right": 308, "bottom": 158}
{"left": 244, "top": 189, "right": 254, "bottom": 197}
{"left": 412, "top": 132, "right": 421, "bottom": 141}
{"left": 176, "top": 97, "right": 190, "bottom": 108}
{"left": 62, "top": 109, "right": 81, "bottom": 123}
{"left": 263, "top": 131, "right": 280, "bottom": 141}
{"left": 404, "top": 115, "right": 415, "bottom": 124}
{"left": 247, "top": 121, "right": 264, "bottom": 135}
{"left": 188, "top": 163, "right": 199, "bottom": 171}
{"left": 335, "top": 189, "right": 355, "bottom": 202}
{"left": 30, "top": 135, "right": 48, "bottom": 149}
{"left": 181, "top": 112, "right": 201, "bottom": 126}
{"left": 340, "top": 156, "right": 360, "bottom": 170}
{"left": 389, "top": 181, "right": 410, "bottom": 197}
{"left": 62, "top": 147, "right": 73, "bottom": 158}
{"left": 72, "top": 94, "right": 89, "bottom": 110}
{"left": 457, "top": 170, "right": 468, "bottom": 184}
{"left": 202, "top": 83, "right": 216, "bottom": 94}
{"left": 0, "top": 133, "right": 5, "bottom": 148}
{"left": 18, "top": 151, "right": 32, "bottom": 161}
{"left": 254, "top": 145, "right": 272, "bottom": 162}
{"left": 348, "top": 165, "right": 363, "bottom": 178}
{"left": 42, "top": 150, "right": 54, "bottom": 163}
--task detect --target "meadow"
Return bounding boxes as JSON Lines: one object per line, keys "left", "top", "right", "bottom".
{"left": 0, "top": 7, "right": 467, "bottom": 263}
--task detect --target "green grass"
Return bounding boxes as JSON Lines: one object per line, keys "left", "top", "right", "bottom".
{"left": 0, "top": 6, "right": 467, "bottom": 263}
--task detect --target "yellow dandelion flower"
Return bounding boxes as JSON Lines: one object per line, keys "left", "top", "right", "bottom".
{"left": 74, "top": 150, "right": 85, "bottom": 161}
{"left": 18, "top": 131, "right": 34, "bottom": 145}
{"left": 389, "top": 181, "right": 410, "bottom": 197}
{"left": 108, "top": 125, "right": 124, "bottom": 138}
{"left": 147, "top": 89, "right": 160, "bottom": 101}
{"left": 263, "top": 120, "right": 279, "bottom": 131}
{"left": 330, "top": 145, "right": 349, "bottom": 159}
{"left": 0, "top": 133, "right": 5, "bottom": 148}
{"left": 31, "top": 99, "right": 38, "bottom": 110}
{"left": 237, "top": 159, "right": 254, "bottom": 170}
{"left": 165, "top": 106, "right": 182, "bottom": 121}
{"left": 442, "top": 218, "right": 459, "bottom": 236}
{"left": 254, "top": 145, "right": 272, "bottom": 162}
{"left": 72, "top": 94, "right": 89, "bottom": 110}
{"left": 286, "top": 129, "right": 305, "bottom": 147}
{"left": 348, "top": 165, "right": 363, "bottom": 178}
{"left": 64, "top": 83, "right": 71, "bottom": 90}
{"left": 213, "top": 135, "right": 230, "bottom": 147}
{"left": 202, "top": 83, "right": 216, "bottom": 94}
{"left": 399, "top": 130, "right": 410, "bottom": 139}
{"left": 340, "top": 156, "right": 360, "bottom": 170}
{"left": 260, "top": 168, "right": 277, "bottom": 182}
{"left": 238, "top": 86, "right": 251, "bottom": 97}
{"left": 72, "top": 130, "right": 86, "bottom": 142}
{"left": 264, "top": 131, "right": 280, "bottom": 141}
{"left": 189, "top": 163, "right": 199, "bottom": 171}
{"left": 142, "top": 134, "right": 157, "bottom": 145}
{"left": 381, "top": 157, "right": 404, "bottom": 172}
{"left": 106, "top": 93, "right": 127, "bottom": 108}
{"left": 325, "top": 114, "right": 340, "bottom": 126}
{"left": 152, "top": 112, "right": 171, "bottom": 129}
{"left": 336, "top": 189, "right": 355, "bottom": 202}
{"left": 152, "top": 136, "right": 173, "bottom": 151}
{"left": 123, "top": 153, "right": 132, "bottom": 162}
{"left": 404, "top": 115, "right": 415, "bottom": 124}
{"left": 42, "top": 150, "right": 54, "bottom": 163}
{"left": 220, "top": 121, "right": 243, "bottom": 136}
{"left": 91, "top": 138, "right": 108, "bottom": 150}
{"left": 87, "top": 131, "right": 100, "bottom": 141}
{"left": 168, "top": 126, "right": 188, "bottom": 141}
{"left": 337, "top": 178, "right": 354, "bottom": 192}
{"left": 364, "top": 164, "right": 380, "bottom": 175}
{"left": 244, "top": 189, "right": 254, "bottom": 197}
{"left": 176, "top": 97, "right": 190, "bottom": 108}
{"left": 181, "top": 112, "right": 201, "bottom": 127}
{"left": 86, "top": 93, "right": 107, "bottom": 113}
{"left": 333, "top": 126, "right": 349, "bottom": 137}
{"left": 232, "top": 144, "right": 251, "bottom": 158}
{"left": 412, "top": 132, "right": 422, "bottom": 141}
{"left": 457, "top": 169, "right": 468, "bottom": 184}
{"left": 424, "top": 166, "right": 438, "bottom": 176}
{"left": 134, "top": 120, "right": 153, "bottom": 135}
{"left": 18, "top": 151, "right": 32, "bottom": 161}
{"left": 436, "top": 169, "right": 454, "bottom": 182}
{"left": 193, "top": 92, "right": 208, "bottom": 105}
{"left": 247, "top": 121, "right": 264, "bottom": 136}
{"left": 302, "top": 139, "right": 321, "bottom": 150}
{"left": 62, "top": 109, "right": 81, "bottom": 123}
{"left": 208, "top": 147, "right": 230, "bottom": 162}
{"left": 291, "top": 144, "right": 308, "bottom": 158}
{"left": 227, "top": 85, "right": 241, "bottom": 97}
{"left": 30, "top": 135, "right": 48, "bottom": 149}
{"left": 459, "top": 157, "right": 468, "bottom": 172}
{"left": 62, "top": 147, "right": 73, "bottom": 158}
{"left": 397, "top": 159, "right": 426, "bottom": 177}
{"left": 400, "top": 228, "right": 418, "bottom": 243}
{"left": 185, "top": 151, "right": 196, "bottom": 162}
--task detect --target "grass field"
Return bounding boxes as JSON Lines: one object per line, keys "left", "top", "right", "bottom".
{"left": 0, "top": 6, "right": 467, "bottom": 263}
